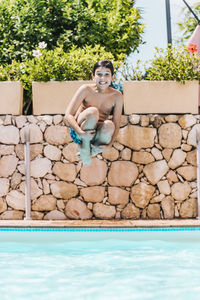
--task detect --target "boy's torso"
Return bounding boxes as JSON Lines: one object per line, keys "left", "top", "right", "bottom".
{"left": 75, "top": 84, "right": 119, "bottom": 122}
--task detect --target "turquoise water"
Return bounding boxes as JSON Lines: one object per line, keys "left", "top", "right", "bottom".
{"left": 0, "top": 229, "right": 200, "bottom": 300}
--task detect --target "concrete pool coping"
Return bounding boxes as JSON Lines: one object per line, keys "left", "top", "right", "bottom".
{"left": 0, "top": 219, "right": 200, "bottom": 228}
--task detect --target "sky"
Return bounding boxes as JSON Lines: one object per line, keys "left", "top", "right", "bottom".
{"left": 129, "top": 0, "right": 199, "bottom": 66}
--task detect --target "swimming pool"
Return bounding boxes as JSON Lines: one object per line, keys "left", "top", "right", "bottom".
{"left": 0, "top": 227, "right": 200, "bottom": 300}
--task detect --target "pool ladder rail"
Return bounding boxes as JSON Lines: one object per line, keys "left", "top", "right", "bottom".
{"left": 24, "top": 126, "right": 32, "bottom": 220}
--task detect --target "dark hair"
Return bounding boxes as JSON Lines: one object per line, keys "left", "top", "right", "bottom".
{"left": 92, "top": 60, "right": 114, "bottom": 75}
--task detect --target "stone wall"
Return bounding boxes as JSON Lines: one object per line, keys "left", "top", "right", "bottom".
{"left": 0, "top": 114, "right": 198, "bottom": 220}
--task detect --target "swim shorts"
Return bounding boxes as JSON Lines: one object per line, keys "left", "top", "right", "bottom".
{"left": 110, "top": 81, "right": 123, "bottom": 94}
{"left": 70, "top": 128, "right": 82, "bottom": 145}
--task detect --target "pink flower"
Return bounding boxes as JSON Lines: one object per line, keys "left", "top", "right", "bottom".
{"left": 32, "top": 49, "right": 42, "bottom": 58}
{"left": 38, "top": 41, "right": 47, "bottom": 49}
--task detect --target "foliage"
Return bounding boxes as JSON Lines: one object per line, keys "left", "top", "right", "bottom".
{"left": 0, "top": 0, "right": 69, "bottom": 64}
{"left": 0, "top": 0, "right": 144, "bottom": 65}
{"left": 145, "top": 46, "right": 200, "bottom": 83}
{"left": 0, "top": 44, "right": 122, "bottom": 113}
{"left": 61, "top": 0, "right": 144, "bottom": 58}
{"left": 119, "top": 60, "right": 145, "bottom": 81}
{"left": 118, "top": 46, "right": 200, "bottom": 83}
{"left": 177, "top": 3, "right": 200, "bottom": 43}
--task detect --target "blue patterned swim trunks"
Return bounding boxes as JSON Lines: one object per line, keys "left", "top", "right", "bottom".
{"left": 70, "top": 128, "right": 82, "bottom": 145}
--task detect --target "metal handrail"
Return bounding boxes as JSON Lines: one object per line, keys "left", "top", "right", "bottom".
{"left": 24, "top": 127, "right": 32, "bottom": 220}
{"left": 182, "top": 0, "right": 200, "bottom": 24}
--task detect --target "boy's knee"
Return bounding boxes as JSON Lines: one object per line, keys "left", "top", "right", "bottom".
{"left": 85, "top": 107, "right": 99, "bottom": 119}
{"left": 103, "top": 120, "right": 115, "bottom": 132}
{"left": 79, "top": 106, "right": 99, "bottom": 130}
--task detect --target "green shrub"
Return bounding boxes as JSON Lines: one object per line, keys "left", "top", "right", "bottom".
{"left": 0, "top": 0, "right": 70, "bottom": 64}
{"left": 119, "top": 60, "right": 146, "bottom": 81}
{"left": 118, "top": 46, "right": 200, "bottom": 83}
{"left": 145, "top": 46, "right": 200, "bottom": 83}
{"left": 0, "top": 0, "right": 144, "bottom": 65}
{"left": 177, "top": 3, "right": 200, "bottom": 42}
{"left": 0, "top": 44, "right": 123, "bottom": 113}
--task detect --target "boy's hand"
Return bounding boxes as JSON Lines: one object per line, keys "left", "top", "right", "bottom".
{"left": 79, "top": 129, "right": 96, "bottom": 140}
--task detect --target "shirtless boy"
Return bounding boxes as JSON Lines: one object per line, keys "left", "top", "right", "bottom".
{"left": 65, "top": 60, "right": 123, "bottom": 165}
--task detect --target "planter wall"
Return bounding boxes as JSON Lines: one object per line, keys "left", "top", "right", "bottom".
{"left": 32, "top": 81, "right": 92, "bottom": 115}
{"left": 32, "top": 80, "right": 199, "bottom": 115}
{"left": 0, "top": 81, "right": 23, "bottom": 115}
{"left": 123, "top": 81, "right": 199, "bottom": 114}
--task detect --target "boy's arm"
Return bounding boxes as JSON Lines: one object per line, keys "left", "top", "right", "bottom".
{"left": 108, "top": 92, "right": 123, "bottom": 147}
{"left": 65, "top": 85, "right": 88, "bottom": 135}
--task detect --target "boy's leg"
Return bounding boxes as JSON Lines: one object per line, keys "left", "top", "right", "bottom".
{"left": 77, "top": 107, "right": 99, "bottom": 165}
{"left": 77, "top": 107, "right": 99, "bottom": 130}
{"left": 91, "top": 120, "right": 115, "bottom": 156}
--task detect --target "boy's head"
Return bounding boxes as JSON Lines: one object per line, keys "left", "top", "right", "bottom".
{"left": 92, "top": 60, "right": 114, "bottom": 76}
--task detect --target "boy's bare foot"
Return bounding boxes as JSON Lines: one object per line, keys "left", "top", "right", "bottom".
{"left": 76, "top": 151, "right": 92, "bottom": 165}
{"left": 81, "top": 155, "right": 91, "bottom": 166}
{"left": 91, "top": 144, "right": 102, "bottom": 157}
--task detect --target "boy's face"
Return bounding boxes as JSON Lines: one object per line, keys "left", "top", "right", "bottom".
{"left": 92, "top": 67, "right": 114, "bottom": 91}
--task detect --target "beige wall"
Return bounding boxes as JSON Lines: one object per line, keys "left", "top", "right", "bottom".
{"left": 32, "top": 81, "right": 92, "bottom": 115}
{"left": 0, "top": 82, "right": 23, "bottom": 114}
{"left": 32, "top": 80, "right": 199, "bottom": 115}
{"left": 1, "top": 80, "right": 198, "bottom": 115}
{"left": 123, "top": 81, "right": 199, "bottom": 114}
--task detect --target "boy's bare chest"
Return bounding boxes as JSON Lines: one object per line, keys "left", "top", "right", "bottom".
{"left": 84, "top": 93, "right": 114, "bottom": 112}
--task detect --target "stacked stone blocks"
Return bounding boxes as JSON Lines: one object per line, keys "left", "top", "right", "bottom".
{"left": 0, "top": 114, "right": 198, "bottom": 220}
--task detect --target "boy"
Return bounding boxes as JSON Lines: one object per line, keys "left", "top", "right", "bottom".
{"left": 65, "top": 60, "right": 123, "bottom": 165}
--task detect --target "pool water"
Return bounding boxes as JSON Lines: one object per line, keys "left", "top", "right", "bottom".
{"left": 0, "top": 228, "right": 200, "bottom": 300}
